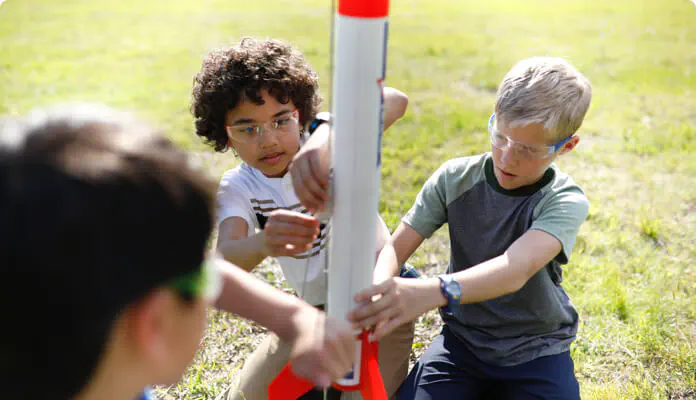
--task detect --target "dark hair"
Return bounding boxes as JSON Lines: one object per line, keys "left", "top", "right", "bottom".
{"left": 0, "top": 104, "right": 215, "bottom": 399}
{"left": 191, "top": 37, "right": 322, "bottom": 152}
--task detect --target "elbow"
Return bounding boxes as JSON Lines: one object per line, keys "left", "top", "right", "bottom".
{"left": 508, "top": 274, "right": 528, "bottom": 294}
{"left": 216, "top": 239, "right": 253, "bottom": 272}
{"left": 392, "top": 90, "right": 409, "bottom": 120}
{"left": 510, "top": 262, "right": 541, "bottom": 294}
{"left": 215, "top": 241, "right": 234, "bottom": 267}
{"left": 501, "top": 248, "right": 539, "bottom": 294}
{"left": 504, "top": 262, "right": 535, "bottom": 295}
{"left": 384, "top": 87, "right": 409, "bottom": 119}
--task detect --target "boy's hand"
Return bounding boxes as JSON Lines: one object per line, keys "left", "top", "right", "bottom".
{"left": 347, "top": 277, "right": 445, "bottom": 341}
{"left": 289, "top": 88, "right": 407, "bottom": 215}
{"left": 289, "top": 124, "right": 331, "bottom": 214}
{"left": 288, "top": 306, "right": 357, "bottom": 388}
{"left": 262, "top": 209, "right": 320, "bottom": 257}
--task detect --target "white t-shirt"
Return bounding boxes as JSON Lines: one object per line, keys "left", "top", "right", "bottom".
{"left": 217, "top": 163, "right": 387, "bottom": 306}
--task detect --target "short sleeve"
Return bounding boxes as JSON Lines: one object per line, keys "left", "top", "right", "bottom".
{"left": 217, "top": 172, "right": 256, "bottom": 232}
{"left": 402, "top": 162, "right": 449, "bottom": 238}
{"left": 530, "top": 186, "right": 589, "bottom": 264}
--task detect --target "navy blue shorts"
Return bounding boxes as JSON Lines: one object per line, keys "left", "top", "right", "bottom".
{"left": 397, "top": 325, "right": 580, "bottom": 400}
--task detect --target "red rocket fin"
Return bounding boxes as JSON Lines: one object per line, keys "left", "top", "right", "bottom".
{"left": 268, "top": 363, "right": 315, "bottom": 400}
{"left": 268, "top": 330, "right": 387, "bottom": 400}
{"left": 332, "top": 330, "right": 387, "bottom": 400}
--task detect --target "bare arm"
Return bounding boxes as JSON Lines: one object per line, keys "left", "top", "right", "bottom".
{"left": 217, "top": 211, "right": 320, "bottom": 271}
{"left": 372, "top": 222, "right": 425, "bottom": 284}
{"left": 213, "top": 259, "right": 355, "bottom": 387}
{"left": 216, "top": 217, "right": 267, "bottom": 272}
{"left": 290, "top": 87, "right": 409, "bottom": 213}
{"left": 350, "top": 229, "right": 564, "bottom": 339}
{"left": 451, "top": 230, "right": 562, "bottom": 302}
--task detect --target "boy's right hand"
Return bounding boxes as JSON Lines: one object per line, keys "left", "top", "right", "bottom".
{"left": 262, "top": 209, "right": 320, "bottom": 257}
{"left": 288, "top": 306, "right": 357, "bottom": 388}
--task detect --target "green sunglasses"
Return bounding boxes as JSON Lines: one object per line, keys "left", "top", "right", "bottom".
{"left": 168, "top": 259, "right": 222, "bottom": 302}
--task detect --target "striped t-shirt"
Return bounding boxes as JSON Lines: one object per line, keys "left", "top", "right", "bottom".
{"left": 217, "top": 162, "right": 387, "bottom": 306}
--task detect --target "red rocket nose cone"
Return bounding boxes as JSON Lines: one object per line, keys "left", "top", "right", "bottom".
{"left": 338, "top": 0, "right": 389, "bottom": 18}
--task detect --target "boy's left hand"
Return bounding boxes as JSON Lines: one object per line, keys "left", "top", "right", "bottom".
{"left": 347, "top": 277, "right": 445, "bottom": 341}
{"left": 289, "top": 129, "right": 330, "bottom": 214}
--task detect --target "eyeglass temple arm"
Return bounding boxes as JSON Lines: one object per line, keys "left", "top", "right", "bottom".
{"left": 553, "top": 134, "right": 574, "bottom": 151}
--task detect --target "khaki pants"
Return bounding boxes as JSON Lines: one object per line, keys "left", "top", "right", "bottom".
{"left": 217, "top": 321, "right": 414, "bottom": 400}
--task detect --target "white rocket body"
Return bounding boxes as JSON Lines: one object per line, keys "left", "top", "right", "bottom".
{"left": 328, "top": 12, "right": 388, "bottom": 387}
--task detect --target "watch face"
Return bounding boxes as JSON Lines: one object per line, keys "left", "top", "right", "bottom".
{"left": 446, "top": 280, "right": 461, "bottom": 297}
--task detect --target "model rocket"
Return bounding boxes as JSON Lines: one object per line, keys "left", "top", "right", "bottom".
{"left": 269, "top": 0, "right": 390, "bottom": 399}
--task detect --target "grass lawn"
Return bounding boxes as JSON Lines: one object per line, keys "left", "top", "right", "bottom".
{"left": 1, "top": 0, "right": 694, "bottom": 398}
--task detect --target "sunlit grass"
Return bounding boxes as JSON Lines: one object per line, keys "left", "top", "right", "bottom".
{"left": 1, "top": 0, "right": 694, "bottom": 398}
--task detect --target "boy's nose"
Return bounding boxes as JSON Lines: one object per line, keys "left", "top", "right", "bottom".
{"left": 501, "top": 144, "right": 523, "bottom": 167}
{"left": 500, "top": 145, "right": 515, "bottom": 164}
{"left": 258, "top": 129, "right": 280, "bottom": 147}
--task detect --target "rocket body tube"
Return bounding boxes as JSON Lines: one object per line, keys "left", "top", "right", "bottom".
{"left": 328, "top": 0, "right": 389, "bottom": 388}
{"left": 268, "top": 1, "right": 391, "bottom": 397}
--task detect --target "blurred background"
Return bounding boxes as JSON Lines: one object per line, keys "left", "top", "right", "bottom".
{"left": 1, "top": 0, "right": 694, "bottom": 398}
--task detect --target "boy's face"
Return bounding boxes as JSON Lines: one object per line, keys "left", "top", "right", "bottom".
{"left": 490, "top": 120, "right": 577, "bottom": 190}
{"left": 225, "top": 90, "right": 302, "bottom": 178}
{"left": 82, "top": 289, "right": 209, "bottom": 398}
{"left": 123, "top": 290, "right": 210, "bottom": 386}
{"left": 154, "top": 261, "right": 222, "bottom": 384}
{"left": 159, "top": 295, "right": 208, "bottom": 384}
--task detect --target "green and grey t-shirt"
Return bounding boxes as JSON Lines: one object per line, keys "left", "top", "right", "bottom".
{"left": 403, "top": 153, "right": 589, "bottom": 366}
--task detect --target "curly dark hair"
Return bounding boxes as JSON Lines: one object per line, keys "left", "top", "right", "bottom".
{"left": 191, "top": 37, "right": 322, "bottom": 152}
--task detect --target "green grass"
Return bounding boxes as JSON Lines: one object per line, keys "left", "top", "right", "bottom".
{"left": 2, "top": 0, "right": 695, "bottom": 398}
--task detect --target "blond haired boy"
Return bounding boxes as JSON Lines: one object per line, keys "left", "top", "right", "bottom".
{"left": 342, "top": 57, "right": 592, "bottom": 399}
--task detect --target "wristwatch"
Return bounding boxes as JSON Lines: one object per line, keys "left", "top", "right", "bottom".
{"left": 307, "top": 112, "right": 331, "bottom": 135}
{"left": 438, "top": 274, "right": 462, "bottom": 314}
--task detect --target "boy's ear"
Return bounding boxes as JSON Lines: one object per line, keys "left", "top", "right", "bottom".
{"left": 124, "top": 289, "right": 172, "bottom": 363}
{"left": 228, "top": 140, "right": 240, "bottom": 157}
{"left": 559, "top": 135, "right": 580, "bottom": 155}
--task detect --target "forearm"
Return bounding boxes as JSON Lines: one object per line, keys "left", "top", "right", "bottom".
{"left": 301, "top": 122, "right": 330, "bottom": 166}
{"left": 216, "top": 233, "right": 268, "bottom": 272}
{"left": 349, "top": 233, "right": 549, "bottom": 340}
{"left": 452, "top": 253, "right": 529, "bottom": 304}
{"left": 297, "top": 90, "right": 403, "bottom": 180}
{"left": 413, "top": 254, "right": 531, "bottom": 313}
{"left": 373, "top": 222, "right": 424, "bottom": 283}
{"left": 373, "top": 243, "right": 402, "bottom": 284}
{"left": 450, "top": 230, "right": 560, "bottom": 304}
{"left": 214, "top": 260, "right": 308, "bottom": 342}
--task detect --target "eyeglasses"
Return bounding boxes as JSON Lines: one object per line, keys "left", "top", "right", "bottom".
{"left": 226, "top": 110, "right": 300, "bottom": 144}
{"left": 488, "top": 113, "right": 573, "bottom": 160}
{"left": 168, "top": 258, "right": 222, "bottom": 303}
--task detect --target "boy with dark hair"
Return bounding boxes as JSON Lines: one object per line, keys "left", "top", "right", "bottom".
{"left": 0, "top": 103, "right": 356, "bottom": 400}
{"left": 191, "top": 37, "right": 415, "bottom": 400}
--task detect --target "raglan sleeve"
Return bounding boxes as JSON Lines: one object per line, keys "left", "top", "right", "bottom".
{"left": 402, "top": 162, "right": 450, "bottom": 238}
{"left": 530, "top": 185, "right": 589, "bottom": 264}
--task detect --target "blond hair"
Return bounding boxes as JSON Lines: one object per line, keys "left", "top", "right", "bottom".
{"left": 495, "top": 57, "right": 592, "bottom": 141}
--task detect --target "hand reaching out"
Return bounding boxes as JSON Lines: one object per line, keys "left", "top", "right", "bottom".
{"left": 262, "top": 209, "right": 320, "bottom": 257}
{"left": 288, "top": 306, "right": 357, "bottom": 388}
{"left": 347, "top": 277, "right": 445, "bottom": 341}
